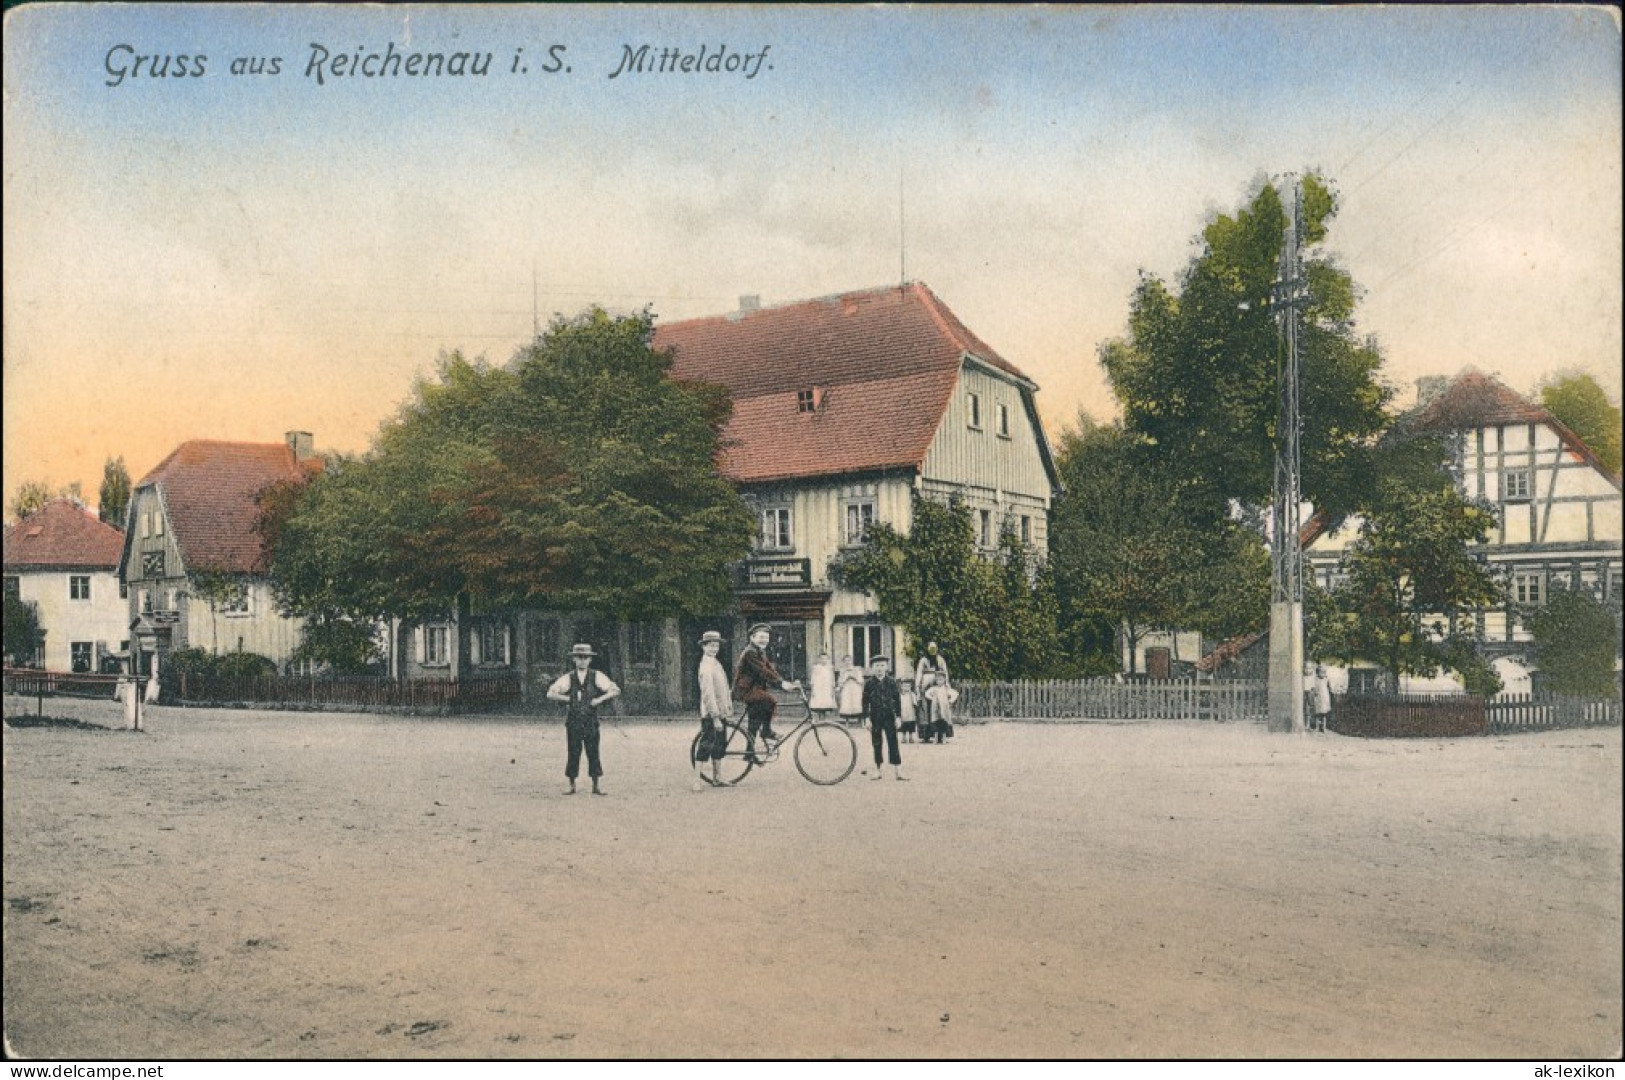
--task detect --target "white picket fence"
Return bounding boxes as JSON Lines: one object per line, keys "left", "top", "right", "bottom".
{"left": 953, "top": 678, "right": 1267, "bottom": 722}
{"left": 1487, "top": 693, "right": 1621, "bottom": 734}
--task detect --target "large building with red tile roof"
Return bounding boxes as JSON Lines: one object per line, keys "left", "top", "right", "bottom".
{"left": 117, "top": 432, "right": 322, "bottom": 671}
{"left": 4, "top": 499, "right": 128, "bottom": 670}
{"left": 632, "top": 282, "right": 1060, "bottom": 685}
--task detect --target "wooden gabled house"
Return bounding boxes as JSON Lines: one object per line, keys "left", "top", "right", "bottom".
{"left": 117, "top": 432, "right": 323, "bottom": 672}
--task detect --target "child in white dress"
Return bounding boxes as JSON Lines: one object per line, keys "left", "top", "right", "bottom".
{"left": 808, "top": 652, "right": 837, "bottom": 722}
{"left": 837, "top": 654, "right": 865, "bottom": 724}
{"left": 898, "top": 679, "right": 919, "bottom": 742}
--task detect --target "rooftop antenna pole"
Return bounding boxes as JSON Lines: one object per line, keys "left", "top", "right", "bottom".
{"left": 899, "top": 163, "right": 907, "bottom": 287}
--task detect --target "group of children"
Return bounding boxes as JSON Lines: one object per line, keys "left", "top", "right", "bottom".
{"left": 805, "top": 647, "right": 955, "bottom": 744}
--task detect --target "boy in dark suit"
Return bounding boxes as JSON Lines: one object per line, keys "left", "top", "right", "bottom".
{"left": 860, "top": 655, "right": 908, "bottom": 781}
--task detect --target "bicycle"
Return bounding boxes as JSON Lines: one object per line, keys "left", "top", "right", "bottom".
{"left": 690, "top": 687, "right": 857, "bottom": 786}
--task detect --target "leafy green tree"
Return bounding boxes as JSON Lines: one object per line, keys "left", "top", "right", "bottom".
{"left": 98, "top": 457, "right": 132, "bottom": 528}
{"left": 1049, "top": 417, "right": 1269, "bottom": 673}
{"left": 830, "top": 494, "right": 1064, "bottom": 680}
{"left": 1310, "top": 461, "right": 1504, "bottom": 693}
{"left": 1099, "top": 174, "right": 1391, "bottom": 518}
{"left": 1528, "top": 586, "right": 1620, "bottom": 697}
{"left": 3, "top": 596, "right": 44, "bottom": 666}
{"left": 1539, "top": 372, "right": 1622, "bottom": 475}
{"left": 290, "top": 617, "right": 384, "bottom": 675}
{"left": 7, "top": 480, "right": 81, "bottom": 523}
{"left": 263, "top": 308, "right": 754, "bottom": 648}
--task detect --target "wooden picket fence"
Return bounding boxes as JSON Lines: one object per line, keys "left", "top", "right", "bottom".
{"left": 1486, "top": 693, "right": 1621, "bottom": 734}
{"left": 953, "top": 678, "right": 1267, "bottom": 722}
{"left": 166, "top": 671, "right": 523, "bottom": 712}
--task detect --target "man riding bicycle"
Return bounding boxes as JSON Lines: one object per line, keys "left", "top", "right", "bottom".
{"left": 733, "top": 623, "right": 799, "bottom": 758}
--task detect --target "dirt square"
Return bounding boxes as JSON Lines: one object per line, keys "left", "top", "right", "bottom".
{"left": 3, "top": 697, "right": 1620, "bottom": 1059}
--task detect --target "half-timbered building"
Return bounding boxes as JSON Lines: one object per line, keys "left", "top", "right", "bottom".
{"left": 1302, "top": 370, "right": 1622, "bottom": 687}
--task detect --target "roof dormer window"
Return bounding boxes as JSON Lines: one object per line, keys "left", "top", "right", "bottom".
{"left": 797, "top": 388, "right": 823, "bottom": 414}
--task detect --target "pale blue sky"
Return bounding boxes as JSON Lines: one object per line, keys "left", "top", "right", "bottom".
{"left": 5, "top": 4, "right": 1620, "bottom": 508}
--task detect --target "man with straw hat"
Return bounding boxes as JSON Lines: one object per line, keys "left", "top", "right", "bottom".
{"left": 694, "top": 630, "right": 733, "bottom": 789}
{"left": 546, "top": 643, "right": 621, "bottom": 795}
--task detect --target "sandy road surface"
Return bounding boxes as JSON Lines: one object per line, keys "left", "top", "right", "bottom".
{"left": 3, "top": 697, "right": 1620, "bottom": 1059}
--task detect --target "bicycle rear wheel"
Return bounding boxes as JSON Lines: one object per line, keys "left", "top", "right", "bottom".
{"left": 794, "top": 721, "right": 857, "bottom": 785}
{"left": 691, "top": 720, "right": 755, "bottom": 786}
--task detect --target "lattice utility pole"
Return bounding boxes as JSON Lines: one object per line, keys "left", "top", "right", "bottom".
{"left": 1268, "top": 178, "right": 1307, "bottom": 734}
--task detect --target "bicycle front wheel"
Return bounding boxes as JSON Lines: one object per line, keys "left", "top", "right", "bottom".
{"left": 691, "top": 720, "right": 755, "bottom": 787}
{"left": 794, "top": 721, "right": 857, "bottom": 785}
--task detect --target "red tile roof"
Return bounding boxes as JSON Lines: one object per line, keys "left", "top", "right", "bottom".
{"left": 1193, "top": 630, "right": 1264, "bottom": 674}
{"left": 1398, "top": 369, "right": 1621, "bottom": 488}
{"left": 654, "top": 283, "right": 1036, "bottom": 482}
{"left": 1400, "top": 368, "right": 1550, "bottom": 433}
{"left": 133, "top": 440, "right": 320, "bottom": 575}
{"left": 4, "top": 499, "right": 124, "bottom": 570}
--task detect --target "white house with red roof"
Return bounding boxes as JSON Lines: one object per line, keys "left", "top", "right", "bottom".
{"left": 633, "top": 282, "right": 1059, "bottom": 692}
{"left": 4, "top": 499, "right": 128, "bottom": 671}
{"left": 117, "top": 432, "right": 322, "bottom": 671}
{"left": 1202, "top": 369, "right": 1623, "bottom": 692}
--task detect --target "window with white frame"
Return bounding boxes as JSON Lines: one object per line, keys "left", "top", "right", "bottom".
{"left": 421, "top": 624, "right": 451, "bottom": 666}
{"left": 1020, "top": 514, "right": 1032, "bottom": 545}
{"left": 841, "top": 482, "right": 878, "bottom": 546}
{"left": 1512, "top": 571, "right": 1544, "bottom": 606}
{"left": 476, "top": 622, "right": 510, "bottom": 666}
{"left": 1503, "top": 468, "right": 1531, "bottom": 501}
{"left": 139, "top": 588, "right": 152, "bottom": 614}
{"left": 967, "top": 392, "right": 982, "bottom": 430}
{"left": 220, "top": 582, "right": 250, "bottom": 616}
{"left": 759, "top": 505, "right": 793, "bottom": 551}
{"left": 848, "top": 623, "right": 886, "bottom": 669}
{"left": 978, "top": 508, "right": 992, "bottom": 547}
{"left": 69, "top": 575, "right": 91, "bottom": 601}
{"left": 996, "top": 402, "right": 1011, "bottom": 438}
{"left": 70, "top": 642, "right": 93, "bottom": 673}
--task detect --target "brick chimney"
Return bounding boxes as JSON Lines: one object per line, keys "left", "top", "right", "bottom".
{"left": 1415, "top": 376, "right": 1449, "bottom": 409}
{"left": 285, "top": 431, "right": 315, "bottom": 461}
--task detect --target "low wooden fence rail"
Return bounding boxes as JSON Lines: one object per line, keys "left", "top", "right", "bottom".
{"left": 1332, "top": 693, "right": 1487, "bottom": 737}
{"left": 954, "top": 678, "right": 1267, "bottom": 722}
{"left": 5, "top": 667, "right": 524, "bottom": 713}
{"left": 3, "top": 667, "right": 123, "bottom": 700}
{"left": 1333, "top": 691, "right": 1622, "bottom": 737}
